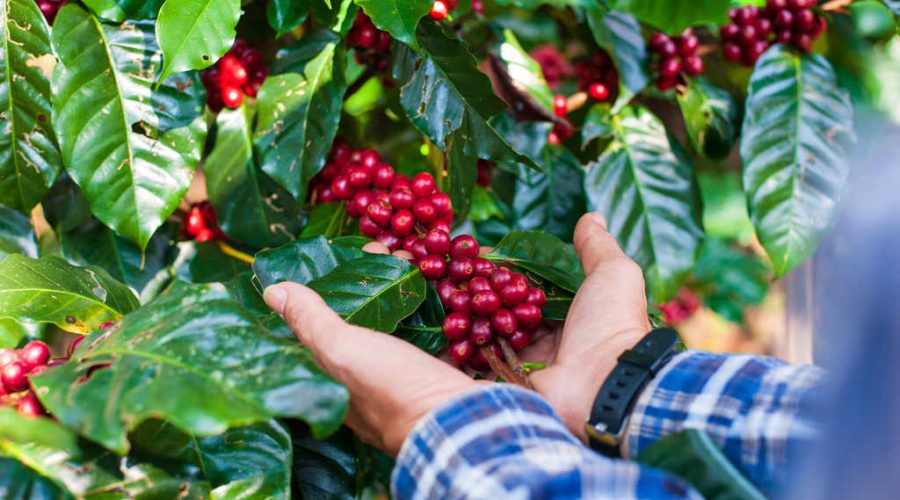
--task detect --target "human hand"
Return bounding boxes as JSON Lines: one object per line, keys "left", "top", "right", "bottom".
{"left": 525, "top": 213, "right": 650, "bottom": 444}
{"left": 263, "top": 281, "right": 480, "bottom": 456}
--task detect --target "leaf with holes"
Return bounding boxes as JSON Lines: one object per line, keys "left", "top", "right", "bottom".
{"left": 32, "top": 282, "right": 348, "bottom": 453}
{"left": 488, "top": 230, "right": 585, "bottom": 293}
{"left": 677, "top": 77, "right": 739, "bottom": 159}
{"left": 51, "top": 4, "right": 207, "bottom": 249}
{"left": 206, "top": 106, "right": 301, "bottom": 248}
{"left": 155, "top": 0, "right": 242, "bottom": 83}
{"left": 586, "top": 8, "right": 648, "bottom": 108}
{"left": 82, "top": 0, "right": 166, "bottom": 22}
{"left": 0, "top": 254, "right": 138, "bottom": 334}
{"left": 0, "top": 0, "right": 60, "bottom": 213}
{"left": 584, "top": 105, "right": 703, "bottom": 301}
{"left": 611, "top": 0, "right": 730, "bottom": 34}
{"left": 255, "top": 33, "right": 347, "bottom": 201}
{"left": 395, "top": 21, "right": 540, "bottom": 172}
{"left": 355, "top": 0, "right": 431, "bottom": 50}
{"left": 741, "top": 45, "right": 854, "bottom": 276}
{"left": 307, "top": 254, "right": 426, "bottom": 332}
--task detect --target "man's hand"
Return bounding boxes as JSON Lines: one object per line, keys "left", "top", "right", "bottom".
{"left": 263, "top": 282, "right": 479, "bottom": 456}
{"left": 527, "top": 213, "right": 650, "bottom": 443}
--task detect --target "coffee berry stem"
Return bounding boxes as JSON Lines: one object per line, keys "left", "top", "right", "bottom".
{"left": 496, "top": 338, "right": 528, "bottom": 378}
{"left": 217, "top": 241, "right": 256, "bottom": 265}
{"left": 480, "top": 346, "right": 533, "bottom": 388}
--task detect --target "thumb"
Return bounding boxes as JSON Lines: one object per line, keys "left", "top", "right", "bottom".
{"left": 573, "top": 212, "right": 629, "bottom": 275}
{"left": 263, "top": 282, "right": 349, "bottom": 353}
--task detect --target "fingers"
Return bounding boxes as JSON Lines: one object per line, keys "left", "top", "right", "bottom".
{"left": 362, "top": 242, "right": 414, "bottom": 261}
{"left": 573, "top": 212, "right": 629, "bottom": 276}
{"left": 263, "top": 282, "right": 350, "bottom": 352}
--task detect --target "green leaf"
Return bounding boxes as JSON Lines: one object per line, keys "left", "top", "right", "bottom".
{"left": 180, "top": 241, "right": 252, "bottom": 284}
{"left": 446, "top": 129, "right": 479, "bottom": 221}
{"left": 741, "top": 45, "right": 854, "bottom": 276}
{"left": 82, "top": 0, "right": 166, "bottom": 22}
{"left": 469, "top": 186, "right": 504, "bottom": 222}
{"left": 497, "top": 29, "right": 554, "bottom": 110}
{"left": 850, "top": 1, "right": 896, "bottom": 38}
{"left": 0, "top": 454, "right": 67, "bottom": 499}
{"left": 677, "top": 78, "right": 739, "bottom": 160}
{"left": 51, "top": 4, "right": 207, "bottom": 249}
{"left": 0, "top": 0, "right": 61, "bottom": 213}
{"left": 301, "top": 203, "right": 349, "bottom": 239}
{"left": 0, "top": 205, "right": 36, "bottom": 260}
{"left": 33, "top": 282, "right": 348, "bottom": 453}
{"left": 393, "top": 322, "right": 445, "bottom": 355}
{"left": 584, "top": 106, "right": 704, "bottom": 301}
{"left": 512, "top": 148, "right": 586, "bottom": 242}
{"left": 395, "top": 22, "right": 540, "bottom": 172}
{"left": 206, "top": 106, "right": 301, "bottom": 248}
{"left": 307, "top": 254, "right": 427, "bottom": 332}
{"left": 355, "top": 0, "right": 431, "bottom": 50}
{"left": 488, "top": 230, "right": 585, "bottom": 293}
{"left": 582, "top": 103, "right": 613, "bottom": 146}
{"left": 637, "top": 429, "right": 766, "bottom": 500}
{"left": 0, "top": 254, "right": 138, "bottom": 334}
{"left": 253, "top": 236, "right": 363, "bottom": 289}
{"left": 0, "top": 409, "right": 211, "bottom": 497}
{"left": 693, "top": 238, "right": 770, "bottom": 323}
{"left": 268, "top": 0, "right": 310, "bottom": 37}
{"left": 255, "top": 34, "right": 347, "bottom": 201}
{"left": 586, "top": 9, "right": 649, "bottom": 106}
{"left": 200, "top": 421, "right": 293, "bottom": 499}
{"left": 0, "top": 318, "right": 37, "bottom": 349}
{"left": 155, "top": 0, "right": 242, "bottom": 83}
{"left": 611, "top": 0, "right": 730, "bottom": 34}
{"left": 290, "top": 424, "right": 357, "bottom": 500}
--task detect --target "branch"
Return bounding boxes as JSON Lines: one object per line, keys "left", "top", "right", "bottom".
{"left": 217, "top": 240, "right": 255, "bottom": 265}
{"left": 481, "top": 346, "right": 533, "bottom": 389}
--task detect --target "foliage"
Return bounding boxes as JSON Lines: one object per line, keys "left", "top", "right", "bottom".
{"left": 0, "top": 0, "right": 890, "bottom": 495}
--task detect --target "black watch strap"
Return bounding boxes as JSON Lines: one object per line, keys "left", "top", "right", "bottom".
{"left": 585, "top": 328, "right": 680, "bottom": 456}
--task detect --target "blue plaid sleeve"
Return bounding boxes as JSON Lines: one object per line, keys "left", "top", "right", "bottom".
{"left": 392, "top": 384, "right": 702, "bottom": 500}
{"left": 625, "top": 351, "right": 824, "bottom": 494}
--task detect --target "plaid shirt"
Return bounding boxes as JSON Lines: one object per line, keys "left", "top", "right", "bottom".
{"left": 392, "top": 351, "right": 824, "bottom": 499}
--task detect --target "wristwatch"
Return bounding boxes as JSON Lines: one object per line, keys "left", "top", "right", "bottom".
{"left": 584, "top": 327, "right": 681, "bottom": 457}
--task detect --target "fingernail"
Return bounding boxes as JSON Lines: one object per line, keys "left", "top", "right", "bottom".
{"left": 263, "top": 285, "right": 288, "bottom": 315}
{"left": 588, "top": 212, "right": 607, "bottom": 229}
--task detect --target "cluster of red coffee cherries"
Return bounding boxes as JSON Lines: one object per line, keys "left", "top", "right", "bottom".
{"left": 548, "top": 94, "right": 572, "bottom": 145}
{"left": 348, "top": 12, "right": 393, "bottom": 73}
{"left": 649, "top": 29, "right": 705, "bottom": 91}
{"left": 574, "top": 50, "right": 618, "bottom": 102}
{"left": 530, "top": 45, "right": 573, "bottom": 89}
{"left": 35, "top": 0, "right": 65, "bottom": 24}
{"left": 182, "top": 201, "right": 225, "bottom": 243}
{"left": 310, "top": 141, "right": 546, "bottom": 369}
{"left": 0, "top": 341, "right": 53, "bottom": 418}
{"left": 721, "top": 0, "right": 825, "bottom": 63}
{"left": 200, "top": 39, "right": 268, "bottom": 111}
{"left": 658, "top": 288, "right": 701, "bottom": 325}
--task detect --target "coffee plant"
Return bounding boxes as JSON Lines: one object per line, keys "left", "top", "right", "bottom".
{"left": 0, "top": 0, "right": 895, "bottom": 496}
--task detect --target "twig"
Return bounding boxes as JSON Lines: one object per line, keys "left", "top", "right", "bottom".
{"left": 480, "top": 346, "right": 533, "bottom": 389}
{"left": 344, "top": 68, "right": 376, "bottom": 100}
{"left": 496, "top": 338, "right": 531, "bottom": 380}
{"left": 217, "top": 240, "right": 255, "bottom": 265}
{"left": 566, "top": 92, "right": 588, "bottom": 114}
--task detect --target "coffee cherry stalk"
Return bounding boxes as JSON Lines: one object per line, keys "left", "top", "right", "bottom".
{"left": 310, "top": 141, "right": 549, "bottom": 382}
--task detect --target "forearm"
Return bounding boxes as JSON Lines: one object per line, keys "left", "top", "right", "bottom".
{"left": 392, "top": 384, "right": 700, "bottom": 499}
{"left": 625, "top": 351, "right": 824, "bottom": 493}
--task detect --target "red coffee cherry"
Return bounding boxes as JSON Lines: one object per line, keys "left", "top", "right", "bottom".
{"left": 412, "top": 199, "right": 437, "bottom": 224}
{"left": 0, "top": 348, "right": 17, "bottom": 367}
{"left": 373, "top": 164, "right": 396, "bottom": 189}
{"left": 442, "top": 312, "right": 471, "bottom": 341}
{"left": 376, "top": 231, "right": 401, "bottom": 251}
{"left": 553, "top": 94, "right": 568, "bottom": 117}
{"left": 467, "top": 276, "right": 493, "bottom": 294}
{"left": 448, "top": 257, "right": 475, "bottom": 283}
{"left": 525, "top": 288, "right": 547, "bottom": 307}
{"left": 411, "top": 172, "right": 437, "bottom": 198}
{"left": 491, "top": 268, "right": 515, "bottom": 290}
{"left": 437, "top": 279, "right": 457, "bottom": 306}
{"left": 418, "top": 255, "right": 447, "bottom": 280}
{"left": 424, "top": 229, "right": 451, "bottom": 255}
{"left": 430, "top": 193, "right": 453, "bottom": 217}
{"left": 331, "top": 176, "right": 353, "bottom": 200}
{"left": 450, "top": 235, "right": 479, "bottom": 259}
{"left": 471, "top": 258, "right": 496, "bottom": 278}
{"left": 367, "top": 200, "right": 393, "bottom": 227}
{"left": 447, "top": 289, "right": 471, "bottom": 314}
{"left": 347, "top": 166, "right": 372, "bottom": 189}
{"left": 390, "top": 188, "right": 416, "bottom": 210}
{"left": 20, "top": 341, "right": 50, "bottom": 370}
{"left": 16, "top": 392, "right": 45, "bottom": 418}
{"left": 221, "top": 86, "right": 244, "bottom": 108}
{"left": 449, "top": 339, "right": 474, "bottom": 365}
{"left": 391, "top": 210, "right": 415, "bottom": 236}
{"left": 471, "top": 290, "right": 501, "bottom": 316}
{"left": 513, "top": 303, "right": 542, "bottom": 329}
{"left": 491, "top": 309, "right": 517, "bottom": 337}
{"left": 359, "top": 215, "right": 382, "bottom": 237}
{"left": 1, "top": 362, "right": 28, "bottom": 393}
{"left": 588, "top": 83, "right": 609, "bottom": 101}
{"left": 429, "top": 0, "right": 449, "bottom": 20}
{"left": 508, "top": 330, "right": 531, "bottom": 350}
{"left": 469, "top": 318, "right": 493, "bottom": 345}
{"left": 410, "top": 239, "right": 430, "bottom": 260}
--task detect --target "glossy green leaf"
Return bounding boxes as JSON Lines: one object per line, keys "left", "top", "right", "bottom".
{"left": 40, "top": 174, "right": 92, "bottom": 234}
{"left": 582, "top": 103, "right": 613, "bottom": 147}
{"left": 155, "top": 0, "right": 242, "bottom": 83}
{"left": 850, "top": 1, "right": 895, "bottom": 38}
{"left": 57, "top": 218, "right": 174, "bottom": 299}
{"left": 0, "top": 254, "right": 138, "bottom": 334}
{"left": 497, "top": 29, "right": 554, "bottom": 110}
{"left": 290, "top": 424, "right": 357, "bottom": 500}
{"left": 0, "top": 409, "right": 210, "bottom": 497}
{"left": 393, "top": 322, "right": 446, "bottom": 355}
{"left": 637, "top": 429, "right": 765, "bottom": 500}
{"left": 51, "top": 4, "right": 207, "bottom": 249}
{"left": 446, "top": 128, "right": 479, "bottom": 222}
{"left": 206, "top": 106, "right": 301, "bottom": 248}
{"left": 395, "top": 22, "right": 540, "bottom": 171}
{"left": 0, "top": 318, "right": 35, "bottom": 349}
{"left": 180, "top": 241, "right": 252, "bottom": 284}
{"left": 611, "top": 0, "right": 730, "bottom": 34}
{"left": 741, "top": 45, "right": 854, "bottom": 276}
{"left": 584, "top": 106, "right": 703, "bottom": 301}
{"left": 0, "top": 205, "right": 36, "bottom": 260}
{"left": 255, "top": 34, "right": 347, "bottom": 201}
{"left": 307, "top": 254, "right": 426, "bottom": 332}
{"left": 253, "top": 236, "right": 363, "bottom": 289}
{"left": 300, "top": 203, "right": 348, "bottom": 238}
{"left": 677, "top": 78, "right": 739, "bottom": 160}
{"left": 355, "top": 0, "right": 431, "bottom": 50}
{"left": 586, "top": 8, "right": 648, "bottom": 106}
{"left": 0, "top": 0, "right": 60, "bottom": 213}
{"left": 82, "top": 0, "right": 166, "bottom": 22}
{"left": 200, "top": 421, "right": 293, "bottom": 499}
{"left": 469, "top": 186, "right": 504, "bottom": 223}
{"left": 268, "top": 0, "right": 310, "bottom": 37}
{"left": 0, "top": 454, "right": 67, "bottom": 500}
{"left": 512, "top": 148, "right": 586, "bottom": 242}
{"left": 693, "top": 238, "right": 770, "bottom": 323}
{"left": 488, "top": 230, "right": 585, "bottom": 293}
{"left": 33, "top": 282, "right": 348, "bottom": 453}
